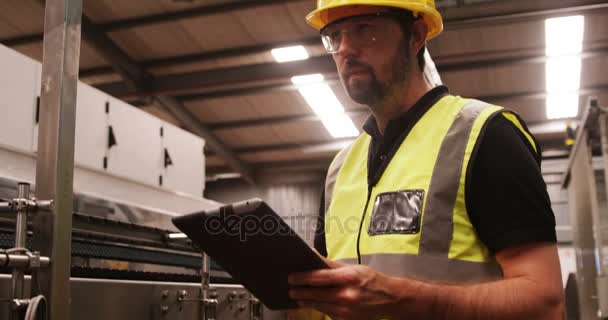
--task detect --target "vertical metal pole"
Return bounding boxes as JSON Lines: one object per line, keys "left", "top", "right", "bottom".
{"left": 14, "top": 184, "right": 30, "bottom": 252}
{"left": 201, "top": 252, "right": 210, "bottom": 317}
{"left": 598, "top": 112, "right": 608, "bottom": 273}
{"left": 9, "top": 183, "right": 30, "bottom": 320}
{"left": 597, "top": 103, "right": 608, "bottom": 318}
{"left": 31, "top": 0, "right": 82, "bottom": 320}
{"left": 202, "top": 253, "right": 210, "bottom": 294}
{"left": 12, "top": 184, "right": 30, "bottom": 296}
{"left": 568, "top": 132, "right": 601, "bottom": 319}
{"left": 201, "top": 252, "right": 218, "bottom": 320}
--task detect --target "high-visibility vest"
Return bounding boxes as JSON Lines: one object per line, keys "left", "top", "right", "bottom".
{"left": 323, "top": 95, "right": 538, "bottom": 283}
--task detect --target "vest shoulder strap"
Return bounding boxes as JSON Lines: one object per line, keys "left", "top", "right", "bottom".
{"left": 324, "top": 141, "right": 355, "bottom": 213}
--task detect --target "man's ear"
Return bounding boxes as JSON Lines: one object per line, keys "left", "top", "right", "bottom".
{"left": 410, "top": 18, "right": 428, "bottom": 57}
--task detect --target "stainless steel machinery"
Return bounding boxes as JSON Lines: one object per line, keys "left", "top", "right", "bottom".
{"left": 0, "top": 179, "right": 283, "bottom": 320}
{"left": 563, "top": 97, "right": 608, "bottom": 320}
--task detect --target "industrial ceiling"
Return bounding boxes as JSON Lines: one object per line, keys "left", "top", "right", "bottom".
{"left": 1, "top": 0, "right": 607, "bottom": 184}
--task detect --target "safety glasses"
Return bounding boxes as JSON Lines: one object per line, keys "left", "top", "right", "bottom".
{"left": 320, "top": 12, "right": 398, "bottom": 54}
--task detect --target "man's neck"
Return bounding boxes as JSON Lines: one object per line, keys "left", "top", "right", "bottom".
{"left": 373, "top": 77, "right": 433, "bottom": 135}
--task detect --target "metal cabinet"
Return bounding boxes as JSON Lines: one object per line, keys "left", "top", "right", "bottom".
{"left": 106, "top": 97, "right": 163, "bottom": 187}
{"left": 73, "top": 82, "right": 109, "bottom": 171}
{"left": 161, "top": 124, "right": 205, "bottom": 196}
{"left": 0, "top": 45, "right": 40, "bottom": 153}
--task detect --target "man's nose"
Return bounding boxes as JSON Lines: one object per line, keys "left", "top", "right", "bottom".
{"left": 336, "top": 32, "right": 359, "bottom": 57}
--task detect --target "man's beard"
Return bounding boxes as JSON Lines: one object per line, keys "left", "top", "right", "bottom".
{"left": 342, "top": 42, "right": 411, "bottom": 110}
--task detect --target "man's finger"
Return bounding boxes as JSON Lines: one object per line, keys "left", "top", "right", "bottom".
{"left": 288, "top": 268, "right": 359, "bottom": 286}
{"left": 289, "top": 286, "right": 351, "bottom": 303}
{"left": 320, "top": 256, "right": 344, "bottom": 269}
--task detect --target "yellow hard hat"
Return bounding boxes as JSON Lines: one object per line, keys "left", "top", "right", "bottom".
{"left": 306, "top": 0, "right": 443, "bottom": 40}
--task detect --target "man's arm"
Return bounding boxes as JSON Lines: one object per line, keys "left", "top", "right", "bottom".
{"left": 398, "top": 242, "right": 564, "bottom": 319}
{"left": 289, "top": 242, "right": 564, "bottom": 320}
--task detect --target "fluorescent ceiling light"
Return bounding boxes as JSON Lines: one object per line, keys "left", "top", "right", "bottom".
{"left": 206, "top": 172, "right": 242, "bottom": 182}
{"left": 271, "top": 45, "right": 309, "bottom": 63}
{"left": 291, "top": 73, "right": 359, "bottom": 138}
{"left": 546, "top": 94, "right": 580, "bottom": 119}
{"left": 545, "top": 16, "right": 585, "bottom": 120}
{"left": 546, "top": 57, "right": 581, "bottom": 93}
{"left": 320, "top": 114, "right": 359, "bottom": 138}
{"left": 545, "top": 16, "right": 585, "bottom": 56}
{"left": 291, "top": 73, "right": 325, "bottom": 85}
{"left": 167, "top": 233, "right": 187, "bottom": 240}
{"left": 297, "top": 83, "right": 344, "bottom": 116}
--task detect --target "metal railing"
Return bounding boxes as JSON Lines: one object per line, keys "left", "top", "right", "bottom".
{"left": 0, "top": 183, "right": 53, "bottom": 320}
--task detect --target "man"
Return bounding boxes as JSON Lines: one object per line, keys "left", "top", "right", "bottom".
{"left": 287, "top": 1, "right": 564, "bottom": 319}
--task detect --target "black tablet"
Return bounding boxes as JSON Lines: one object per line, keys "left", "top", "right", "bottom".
{"left": 171, "top": 198, "right": 329, "bottom": 310}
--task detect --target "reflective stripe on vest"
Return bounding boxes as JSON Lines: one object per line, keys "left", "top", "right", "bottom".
{"left": 323, "top": 96, "right": 537, "bottom": 284}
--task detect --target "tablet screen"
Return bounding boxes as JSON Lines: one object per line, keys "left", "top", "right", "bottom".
{"left": 172, "top": 198, "right": 329, "bottom": 310}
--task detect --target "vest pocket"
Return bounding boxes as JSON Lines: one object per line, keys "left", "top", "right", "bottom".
{"left": 368, "top": 190, "right": 424, "bottom": 235}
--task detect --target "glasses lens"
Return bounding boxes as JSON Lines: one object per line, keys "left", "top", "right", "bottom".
{"left": 321, "top": 13, "right": 389, "bottom": 53}
{"left": 321, "top": 35, "right": 338, "bottom": 53}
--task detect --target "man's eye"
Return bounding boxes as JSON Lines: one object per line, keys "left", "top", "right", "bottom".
{"left": 356, "top": 24, "right": 372, "bottom": 32}
{"left": 329, "top": 31, "right": 341, "bottom": 40}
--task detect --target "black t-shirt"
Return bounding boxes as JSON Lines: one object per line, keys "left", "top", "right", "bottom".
{"left": 314, "top": 86, "right": 557, "bottom": 256}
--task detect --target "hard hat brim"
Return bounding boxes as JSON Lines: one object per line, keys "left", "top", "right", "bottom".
{"left": 306, "top": 2, "right": 443, "bottom": 40}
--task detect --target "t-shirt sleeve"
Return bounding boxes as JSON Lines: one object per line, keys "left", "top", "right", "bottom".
{"left": 466, "top": 114, "right": 557, "bottom": 254}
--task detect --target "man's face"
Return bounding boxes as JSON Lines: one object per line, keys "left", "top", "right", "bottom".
{"left": 322, "top": 14, "right": 412, "bottom": 107}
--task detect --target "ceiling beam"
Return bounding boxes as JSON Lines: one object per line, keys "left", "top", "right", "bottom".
{"left": 200, "top": 85, "right": 608, "bottom": 131}
{"left": 76, "top": 1, "right": 608, "bottom": 80}
{"left": 228, "top": 138, "right": 356, "bottom": 154}
{"left": 168, "top": 44, "right": 601, "bottom": 103}
{"left": 131, "top": 84, "right": 608, "bottom": 133}
{"left": 150, "top": 98, "right": 256, "bottom": 184}
{"left": 65, "top": 9, "right": 257, "bottom": 184}
{"left": 479, "top": 84, "right": 608, "bottom": 103}
{"left": 442, "top": 0, "right": 608, "bottom": 30}
{"left": 208, "top": 138, "right": 572, "bottom": 175}
{"left": 207, "top": 158, "right": 334, "bottom": 175}
{"left": 123, "top": 82, "right": 314, "bottom": 106}
{"left": 80, "top": 15, "right": 149, "bottom": 91}
{"left": 437, "top": 45, "right": 608, "bottom": 72}
{"left": 0, "top": 33, "right": 44, "bottom": 47}
{"left": 5, "top": 0, "right": 606, "bottom": 72}
{"left": 208, "top": 110, "right": 368, "bottom": 130}
{"left": 208, "top": 137, "right": 572, "bottom": 174}
{"left": 80, "top": 36, "right": 323, "bottom": 78}
{"left": 178, "top": 78, "right": 344, "bottom": 101}
{"left": 101, "top": 0, "right": 303, "bottom": 31}
{"left": 154, "top": 95, "right": 256, "bottom": 184}
{"left": 174, "top": 44, "right": 604, "bottom": 103}
{"left": 83, "top": 40, "right": 608, "bottom": 82}
{"left": 207, "top": 116, "right": 579, "bottom": 159}
{"left": 97, "top": 55, "right": 338, "bottom": 98}
{"left": 95, "top": 43, "right": 608, "bottom": 99}
{"left": 1, "top": 0, "right": 304, "bottom": 47}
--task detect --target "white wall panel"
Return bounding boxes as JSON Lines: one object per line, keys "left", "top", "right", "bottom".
{"left": 162, "top": 124, "right": 205, "bottom": 197}
{"left": 74, "top": 82, "right": 109, "bottom": 171}
{"left": 0, "top": 43, "right": 209, "bottom": 200}
{"left": 107, "top": 97, "right": 163, "bottom": 187}
{"left": 0, "top": 44, "right": 39, "bottom": 153}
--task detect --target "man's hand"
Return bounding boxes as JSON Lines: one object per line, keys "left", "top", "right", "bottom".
{"left": 288, "top": 243, "right": 564, "bottom": 320}
{"left": 288, "top": 258, "right": 415, "bottom": 320}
